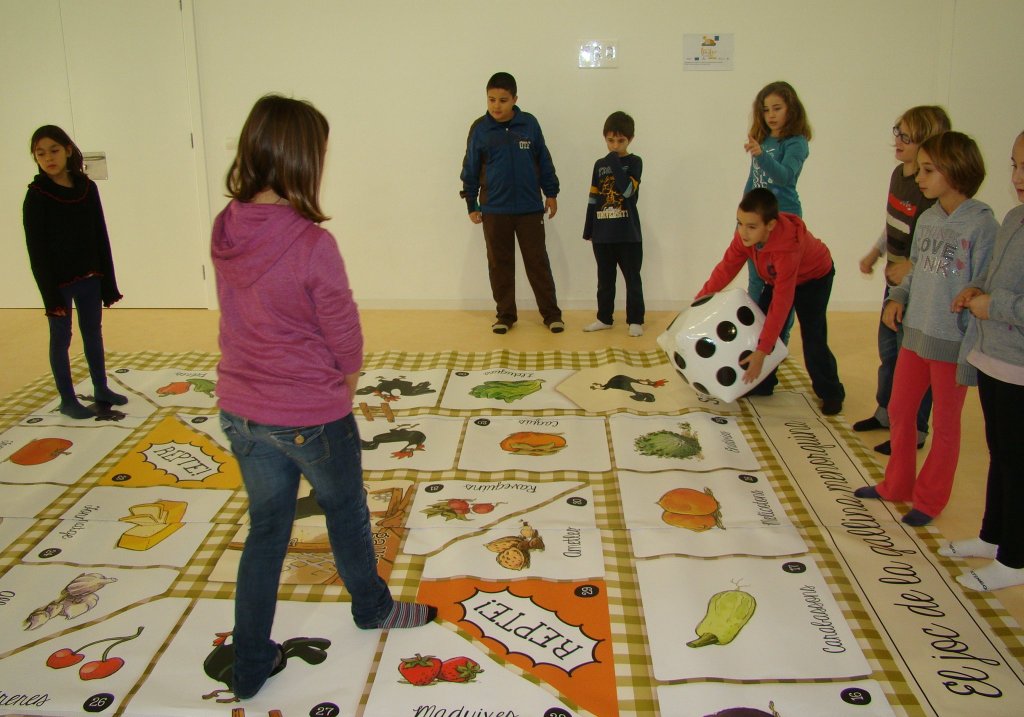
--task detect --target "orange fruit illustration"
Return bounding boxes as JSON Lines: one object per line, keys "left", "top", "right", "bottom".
{"left": 661, "top": 511, "right": 718, "bottom": 532}
{"left": 657, "top": 487, "right": 719, "bottom": 516}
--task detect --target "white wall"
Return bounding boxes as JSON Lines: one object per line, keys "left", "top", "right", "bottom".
{"left": 0, "top": 0, "right": 75, "bottom": 307}
{"left": 3, "top": 1, "right": 1021, "bottom": 312}
{"left": 0, "top": 0, "right": 210, "bottom": 309}
{"left": 191, "top": 0, "right": 1023, "bottom": 312}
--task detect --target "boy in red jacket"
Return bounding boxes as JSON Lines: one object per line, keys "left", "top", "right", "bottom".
{"left": 697, "top": 188, "right": 845, "bottom": 415}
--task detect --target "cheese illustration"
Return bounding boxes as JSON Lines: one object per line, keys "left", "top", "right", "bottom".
{"left": 117, "top": 499, "right": 187, "bottom": 551}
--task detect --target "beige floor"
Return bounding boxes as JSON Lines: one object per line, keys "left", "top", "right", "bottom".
{"left": 1, "top": 307, "right": 1020, "bottom": 627}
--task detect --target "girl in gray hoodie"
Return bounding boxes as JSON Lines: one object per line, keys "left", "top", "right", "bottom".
{"left": 942, "top": 131, "right": 1024, "bottom": 592}
{"left": 855, "top": 132, "right": 998, "bottom": 526}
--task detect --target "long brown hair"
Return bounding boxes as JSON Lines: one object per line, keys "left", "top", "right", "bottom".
{"left": 227, "top": 94, "right": 330, "bottom": 222}
{"left": 748, "top": 81, "right": 812, "bottom": 144}
{"left": 30, "top": 125, "right": 85, "bottom": 176}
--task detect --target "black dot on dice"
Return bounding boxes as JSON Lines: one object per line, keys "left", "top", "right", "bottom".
{"left": 694, "top": 382, "right": 709, "bottom": 394}
{"left": 717, "top": 321, "right": 738, "bottom": 341}
{"left": 738, "top": 349, "right": 752, "bottom": 366}
{"left": 691, "top": 295, "right": 713, "bottom": 307}
{"left": 673, "top": 352, "right": 686, "bottom": 370}
{"left": 736, "top": 306, "right": 756, "bottom": 325}
{"left": 717, "top": 367, "right": 737, "bottom": 386}
{"left": 695, "top": 337, "right": 716, "bottom": 358}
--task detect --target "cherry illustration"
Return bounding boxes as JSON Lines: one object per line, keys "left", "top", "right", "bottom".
{"left": 44, "top": 626, "right": 143, "bottom": 681}
{"left": 80, "top": 656, "right": 124, "bottom": 680}
{"left": 471, "top": 502, "right": 504, "bottom": 514}
{"left": 46, "top": 648, "right": 85, "bottom": 669}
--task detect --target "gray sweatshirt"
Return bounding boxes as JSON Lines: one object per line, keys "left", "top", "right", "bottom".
{"left": 888, "top": 197, "right": 998, "bottom": 385}
{"left": 959, "top": 203, "right": 1024, "bottom": 385}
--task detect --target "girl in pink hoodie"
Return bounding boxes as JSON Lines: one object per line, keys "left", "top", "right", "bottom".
{"left": 212, "top": 95, "right": 436, "bottom": 701}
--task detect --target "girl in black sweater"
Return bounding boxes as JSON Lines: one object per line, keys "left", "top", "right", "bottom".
{"left": 23, "top": 125, "right": 126, "bottom": 418}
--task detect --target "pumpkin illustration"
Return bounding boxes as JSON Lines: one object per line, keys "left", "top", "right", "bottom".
{"left": 8, "top": 438, "right": 73, "bottom": 466}
{"left": 498, "top": 431, "right": 567, "bottom": 456}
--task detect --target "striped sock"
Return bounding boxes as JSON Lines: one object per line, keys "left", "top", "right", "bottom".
{"left": 378, "top": 601, "right": 438, "bottom": 629}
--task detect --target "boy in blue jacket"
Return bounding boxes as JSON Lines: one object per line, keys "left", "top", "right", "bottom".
{"left": 461, "top": 72, "right": 563, "bottom": 334}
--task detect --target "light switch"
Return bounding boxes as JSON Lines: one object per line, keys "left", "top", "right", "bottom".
{"left": 578, "top": 39, "right": 618, "bottom": 69}
{"left": 83, "top": 152, "right": 108, "bottom": 180}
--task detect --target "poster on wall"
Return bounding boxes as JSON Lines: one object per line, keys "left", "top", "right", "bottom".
{"left": 683, "top": 33, "right": 734, "bottom": 71}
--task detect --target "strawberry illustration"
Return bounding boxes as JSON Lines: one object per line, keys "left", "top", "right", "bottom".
{"left": 438, "top": 656, "right": 483, "bottom": 683}
{"left": 398, "top": 653, "right": 441, "bottom": 686}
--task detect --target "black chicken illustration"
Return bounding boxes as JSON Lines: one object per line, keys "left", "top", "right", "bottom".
{"left": 360, "top": 424, "right": 426, "bottom": 459}
{"left": 590, "top": 375, "right": 667, "bottom": 402}
{"left": 202, "top": 631, "right": 332, "bottom": 703}
{"left": 355, "top": 375, "right": 435, "bottom": 402}
{"left": 294, "top": 489, "right": 324, "bottom": 520}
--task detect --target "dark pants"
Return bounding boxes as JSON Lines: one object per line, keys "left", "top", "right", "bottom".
{"left": 592, "top": 241, "right": 644, "bottom": 325}
{"left": 47, "top": 276, "right": 109, "bottom": 403}
{"left": 748, "top": 258, "right": 795, "bottom": 344}
{"left": 977, "top": 371, "right": 1024, "bottom": 568}
{"left": 482, "top": 212, "right": 561, "bottom": 326}
{"left": 876, "top": 284, "right": 932, "bottom": 437}
{"left": 757, "top": 266, "right": 845, "bottom": 402}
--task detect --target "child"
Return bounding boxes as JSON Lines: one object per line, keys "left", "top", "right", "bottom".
{"left": 742, "top": 81, "right": 812, "bottom": 345}
{"left": 460, "top": 71, "right": 564, "bottom": 334}
{"left": 942, "top": 131, "right": 1024, "bottom": 591}
{"left": 855, "top": 131, "right": 997, "bottom": 526}
{"left": 212, "top": 95, "right": 436, "bottom": 700}
{"left": 583, "top": 111, "right": 645, "bottom": 337}
{"left": 696, "top": 188, "right": 845, "bottom": 415}
{"left": 855, "top": 106, "right": 952, "bottom": 456}
{"left": 23, "top": 125, "right": 127, "bottom": 418}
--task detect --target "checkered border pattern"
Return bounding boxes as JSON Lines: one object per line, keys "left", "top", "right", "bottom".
{"left": 2, "top": 349, "right": 1022, "bottom": 716}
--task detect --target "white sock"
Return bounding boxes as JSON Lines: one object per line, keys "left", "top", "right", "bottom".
{"left": 939, "top": 537, "right": 998, "bottom": 559}
{"left": 956, "top": 560, "right": 1024, "bottom": 592}
{"left": 628, "top": 324, "right": 643, "bottom": 337}
{"left": 583, "top": 321, "right": 612, "bottom": 332}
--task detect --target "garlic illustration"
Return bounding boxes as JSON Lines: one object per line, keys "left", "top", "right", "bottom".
{"left": 24, "top": 572, "right": 118, "bottom": 630}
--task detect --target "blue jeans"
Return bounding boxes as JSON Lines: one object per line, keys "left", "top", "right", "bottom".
{"left": 876, "top": 286, "right": 931, "bottom": 438}
{"left": 219, "top": 410, "right": 394, "bottom": 687}
{"left": 48, "top": 277, "right": 108, "bottom": 403}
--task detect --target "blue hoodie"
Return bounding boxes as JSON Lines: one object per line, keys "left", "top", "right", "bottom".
{"left": 743, "top": 135, "right": 809, "bottom": 216}
{"left": 460, "top": 106, "right": 559, "bottom": 215}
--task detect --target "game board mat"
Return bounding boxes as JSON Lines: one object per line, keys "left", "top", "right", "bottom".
{"left": 0, "top": 349, "right": 1021, "bottom": 717}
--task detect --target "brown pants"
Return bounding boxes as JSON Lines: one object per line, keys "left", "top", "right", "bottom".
{"left": 482, "top": 212, "right": 561, "bottom": 326}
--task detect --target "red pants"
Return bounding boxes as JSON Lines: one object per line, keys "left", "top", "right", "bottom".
{"left": 878, "top": 347, "right": 967, "bottom": 517}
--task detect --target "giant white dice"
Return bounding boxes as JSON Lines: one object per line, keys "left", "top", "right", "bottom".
{"left": 657, "top": 288, "right": 788, "bottom": 402}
